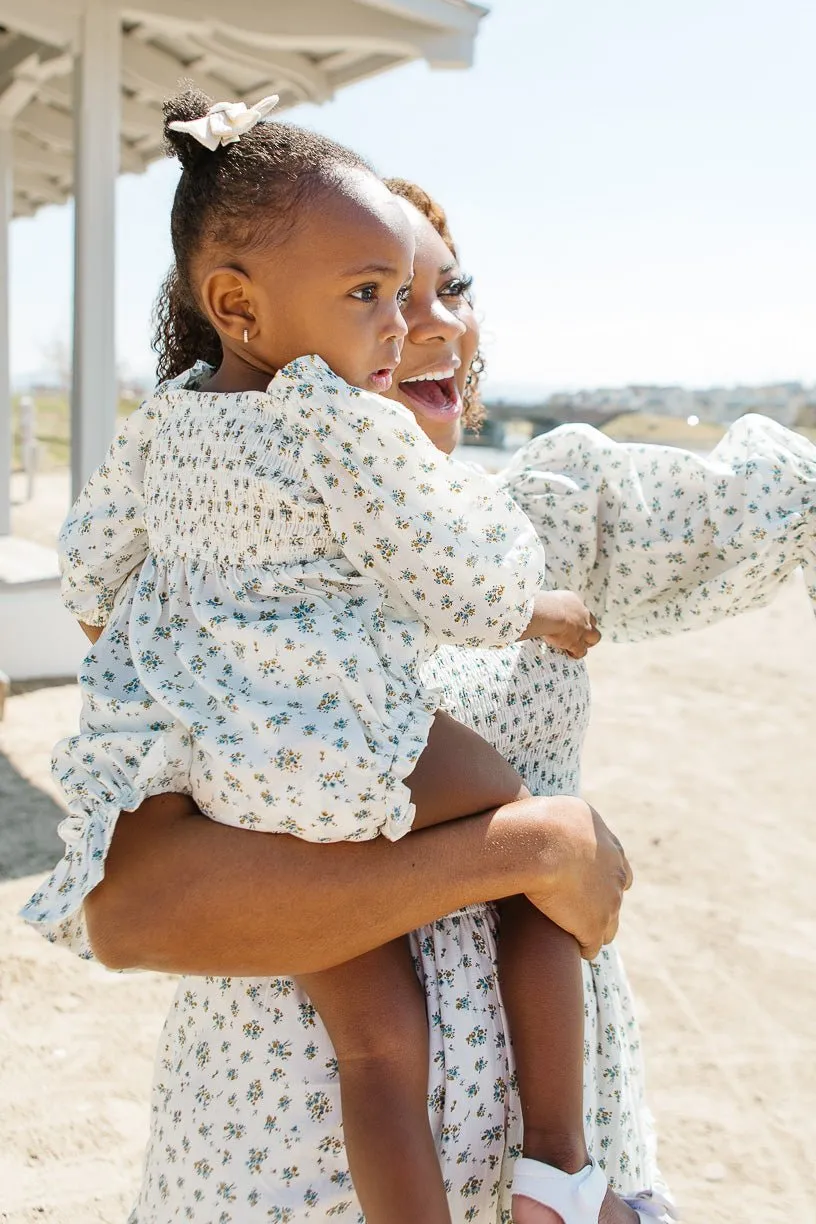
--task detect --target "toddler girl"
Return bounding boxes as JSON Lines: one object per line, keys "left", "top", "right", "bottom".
{"left": 53, "top": 90, "right": 648, "bottom": 1224}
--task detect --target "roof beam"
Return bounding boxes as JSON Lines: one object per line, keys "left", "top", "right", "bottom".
{"left": 122, "top": 32, "right": 243, "bottom": 103}
{"left": 6, "top": 0, "right": 484, "bottom": 220}
{"left": 13, "top": 194, "right": 35, "bottom": 217}
{"left": 40, "top": 74, "right": 160, "bottom": 137}
{"left": 420, "top": 30, "right": 479, "bottom": 68}
{"left": 15, "top": 165, "right": 65, "bottom": 203}
{"left": 29, "top": 52, "right": 73, "bottom": 82}
{"left": 319, "top": 48, "right": 365, "bottom": 74}
{"left": 126, "top": 0, "right": 438, "bottom": 57}
{"left": 13, "top": 130, "right": 72, "bottom": 177}
{"left": 0, "top": 34, "right": 42, "bottom": 79}
{"left": 0, "top": 44, "right": 72, "bottom": 120}
{"left": 116, "top": 140, "right": 149, "bottom": 175}
{"left": 13, "top": 124, "right": 146, "bottom": 176}
{"left": 16, "top": 99, "right": 73, "bottom": 148}
{"left": 192, "top": 33, "right": 334, "bottom": 103}
{"left": 330, "top": 51, "right": 411, "bottom": 91}
{"left": 0, "top": 0, "right": 78, "bottom": 48}
{"left": 0, "top": 53, "right": 40, "bottom": 120}
{"left": 357, "top": 0, "right": 485, "bottom": 35}
{"left": 121, "top": 93, "right": 162, "bottom": 137}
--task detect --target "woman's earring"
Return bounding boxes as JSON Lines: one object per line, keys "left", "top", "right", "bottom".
{"left": 243, "top": 327, "right": 249, "bottom": 345}
{"left": 463, "top": 347, "right": 486, "bottom": 424}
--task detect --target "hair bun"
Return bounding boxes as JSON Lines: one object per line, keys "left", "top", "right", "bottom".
{"left": 163, "top": 85, "right": 217, "bottom": 172}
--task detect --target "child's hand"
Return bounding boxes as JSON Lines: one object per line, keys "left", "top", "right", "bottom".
{"left": 530, "top": 590, "right": 601, "bottom": 658}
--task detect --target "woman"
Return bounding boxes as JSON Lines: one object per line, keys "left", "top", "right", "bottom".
{"left": 23, "top": 181, "right": 815, "bottom": 1223}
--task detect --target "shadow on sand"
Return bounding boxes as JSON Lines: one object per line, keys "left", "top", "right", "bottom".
{"left": 0, "top": 747, "right": 66, "bottom": 882}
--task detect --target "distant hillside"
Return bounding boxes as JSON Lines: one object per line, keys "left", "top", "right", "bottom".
{"left": 486, "top": 381, "right": 816, "bottom": 433}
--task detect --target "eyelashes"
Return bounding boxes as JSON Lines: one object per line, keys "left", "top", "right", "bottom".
{"left": 397, "top": 273, "right": 475, "bottom": 308}
{"left": 441, "top": 274, "right": 474, "bottom": 303}
{"left": 350, "top": 284, "right": 378, "bottom": 302}
{"left": 350, "top": 283, "right": 414, "bottom": 305}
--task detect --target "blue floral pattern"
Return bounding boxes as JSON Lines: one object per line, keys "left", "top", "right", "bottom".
{"left": 501, "top": 415, "right": 815, "bottom": 639}
{"left": 21, "top": 411, "right": 816, "bottom": 1221}
{"left": 28, "top": 353, "right": 545, "bottom": 942}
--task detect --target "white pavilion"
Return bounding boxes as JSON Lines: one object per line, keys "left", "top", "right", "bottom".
{"left": 0, "top": 0, "right": 485, "bottom": 681}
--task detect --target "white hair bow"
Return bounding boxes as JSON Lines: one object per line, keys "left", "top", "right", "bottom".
{"left": 168, "top": 95, "right": 280, "bottom": 151}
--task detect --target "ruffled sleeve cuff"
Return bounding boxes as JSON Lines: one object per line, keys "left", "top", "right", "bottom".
{"left": 19, "top": 734, "right": 190, "bottom": 962}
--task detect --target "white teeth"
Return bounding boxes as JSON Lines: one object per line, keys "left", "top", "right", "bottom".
{"left": 402, "top": 367, "right": 455, "bottom": 383}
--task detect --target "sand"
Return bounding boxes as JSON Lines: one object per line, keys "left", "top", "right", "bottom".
{"left": 1, "top": 580, "right": 814, "bottom": 1224}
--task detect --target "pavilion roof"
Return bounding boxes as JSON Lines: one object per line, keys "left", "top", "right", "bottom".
{"left": 0, "top": 0, "right": 486, "bottom": 217}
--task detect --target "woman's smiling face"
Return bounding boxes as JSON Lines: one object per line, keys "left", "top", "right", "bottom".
{"left": 383, "top": 200, "right": 480, "bottom": 454}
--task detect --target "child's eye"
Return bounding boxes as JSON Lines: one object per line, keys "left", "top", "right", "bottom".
{"left": 397, "top": 283, "right": 413, "bottom": 307}
{"left": 350, "top": 284, "right": 377, "bottom": 302}
{"left": 440, "top": 274, "right": 474, "bottom": 303}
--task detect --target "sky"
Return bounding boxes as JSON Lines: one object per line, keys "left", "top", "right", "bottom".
{"left": 9, "top": 0, "right": 816, "bottom": 397}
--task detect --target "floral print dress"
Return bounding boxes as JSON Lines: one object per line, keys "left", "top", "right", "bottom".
{"left": 503, "top": 414, "right": 815, "bottom": 639}
{"left": 21, "top": 413, "right": 816, "bottom": 1223}
{"left": 38, "top": 353, "right": 545, "bottom": 891}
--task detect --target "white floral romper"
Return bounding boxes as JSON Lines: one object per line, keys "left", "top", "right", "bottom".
{"left": 46, "top": 354, "right": 545, "bottom": 859}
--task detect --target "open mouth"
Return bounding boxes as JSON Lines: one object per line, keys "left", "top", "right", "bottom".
{"left": 398, "top": 370, "right": 462, "bottom": 419}
{"left": 368, "top": 368, "right": 394, "bottom": 392}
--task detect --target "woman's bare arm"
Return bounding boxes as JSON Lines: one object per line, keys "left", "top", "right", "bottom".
{"left": 84, "top": 792, "right": 629, "bottom": 975}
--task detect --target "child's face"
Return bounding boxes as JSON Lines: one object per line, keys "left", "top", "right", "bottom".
{"left": 203, "top": 170, "right": 415, "bottom": 393}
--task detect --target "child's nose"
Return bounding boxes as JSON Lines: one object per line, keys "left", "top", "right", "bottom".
{"left": 384, "top": 305, "right": 409, "bottom": 342}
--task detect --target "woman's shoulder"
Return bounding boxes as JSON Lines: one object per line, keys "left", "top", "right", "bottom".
{"left": 269, "top": 355, "right": 429, "bottom": 440}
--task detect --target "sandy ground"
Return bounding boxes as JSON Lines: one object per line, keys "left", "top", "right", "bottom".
{"left": 1, "top": 580, "right": 814, "bottom": 1223}
{"left": 8, "top": 471, "right": 73, "bottom": 550}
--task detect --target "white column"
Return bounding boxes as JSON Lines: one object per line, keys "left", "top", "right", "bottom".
{"left": 71, "top": 0, "right": 120, "bottom": 499}
{"left": 0, "top": 118, "right": 12, "bottom": 536}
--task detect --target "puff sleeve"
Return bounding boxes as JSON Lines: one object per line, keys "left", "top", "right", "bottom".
{"left": 500, "top": 415, "right": 816, "bottom": 642}
{"left": 276, "top": 356, "right": 547, "bottom": 647}
{"left": 58, "top": 401, "right": 159, "bottom": 626}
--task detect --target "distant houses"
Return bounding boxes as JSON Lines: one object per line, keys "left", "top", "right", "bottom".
{"left": 484, "top": 381, "right": 816, "bottom": 434}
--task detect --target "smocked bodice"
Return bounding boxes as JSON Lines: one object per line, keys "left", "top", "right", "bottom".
{"left": 144, "top": 386, "right": 343, "bottom": 568}
{"left": 424, "top": 640, "right": 590, "bottom": 796}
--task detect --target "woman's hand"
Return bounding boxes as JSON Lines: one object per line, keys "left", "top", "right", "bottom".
{"left": 521, "top": 797, "right": 632, "bottom": 959}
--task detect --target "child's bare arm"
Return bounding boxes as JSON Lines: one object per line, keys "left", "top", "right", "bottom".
{"left": 79, "top": 622, "right": 104, "bottom": 644}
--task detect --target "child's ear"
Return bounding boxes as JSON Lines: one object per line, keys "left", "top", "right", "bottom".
{"left": 200, "top": 267, "right": 257, "bottom": 343}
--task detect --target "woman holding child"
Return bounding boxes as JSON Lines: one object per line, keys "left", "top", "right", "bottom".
{"left": 23, "top": 91, "right": 815, "bottom": 1224}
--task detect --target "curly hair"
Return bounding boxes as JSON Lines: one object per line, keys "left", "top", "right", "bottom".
{"left": 385, "top": 178, "right": 486, "bottom": 432}
{"left": 152, "top": 86, "right": 372, "bottom": 383}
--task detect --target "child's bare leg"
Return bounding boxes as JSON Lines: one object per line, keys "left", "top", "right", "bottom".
{"left": 406, "top": 710, "right": 528, "bottom": 825}
{"left": 294, "top": 715, "right": 527, "bottom": 1221}
{"left": 499, "top": 896, "right": 589, "bottom": 1173}
{"left": 299, "top": 713, "right": 604, "bottom": 1223}
{"left": 298, "top": 938, "right": 450, "bottom": 1224}
{"left": 499, "top": 897, "right": 637, "bottom": 1224}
